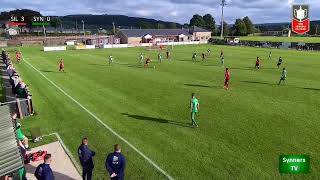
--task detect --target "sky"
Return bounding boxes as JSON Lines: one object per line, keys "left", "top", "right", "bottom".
{"left": 0, "top": 0, "right": 319, "bottom": 24}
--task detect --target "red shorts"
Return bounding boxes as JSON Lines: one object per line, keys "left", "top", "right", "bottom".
{"left": 224, "top": 79, "right": 229, "bottom": 85}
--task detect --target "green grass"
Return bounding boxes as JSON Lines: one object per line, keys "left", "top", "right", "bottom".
{"left": 12, "top": 45, "right": 320, "bottom": 179}
{"left": 239, "top": 36, "right": 320, "bottom": 43}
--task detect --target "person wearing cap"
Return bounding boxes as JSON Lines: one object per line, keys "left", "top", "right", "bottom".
{"left": 105, "top": 144, "right": 126, "bottom": 180}
{"left": 78, "top": 137, "right": 96, "bottom": 180}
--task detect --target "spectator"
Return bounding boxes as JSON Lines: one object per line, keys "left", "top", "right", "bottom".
{"left": 16, "top": 122, "right": 30, "bottom": 151}
{"left": 105, "top": 144, "right": 126, "bottom": 180}
{"left": 34, "top": 154, "right": 54, "bottom": 180}
{"left": 78, "top": 137, "right": 95, "bottom": 180}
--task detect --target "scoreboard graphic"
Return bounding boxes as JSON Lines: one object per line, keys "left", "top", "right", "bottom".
{"left": 9, "top": 15, "right": 52, "bottom": 27}
{"left": 292, "top": 5, "right": 310, "bottom": 34}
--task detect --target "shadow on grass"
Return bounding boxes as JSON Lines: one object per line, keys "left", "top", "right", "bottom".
{"left": 41, "top": 70, "right": 65, "bottom": 73}
{"left": 127, "top": 64, "right": 143, "bottom": 68}
{"left": 202, "top": 64, "right": 220, "bottom": 67}
{"left": 87, "top": 63, "right": 108, "bottom": 66}
{"left": 121, "top": 113, "right": 192, "bottom": 128}
{"left": 240, "top": 80, "right": 277, "bottom": 86}
{"left": 184, "top": 83, "right": 211, "bottom": 88}
{"left": 230, "top": 67, "right": 253, "bottom": 70}
{"left": 302, "top": 87, "right": 320, "bottom": 91}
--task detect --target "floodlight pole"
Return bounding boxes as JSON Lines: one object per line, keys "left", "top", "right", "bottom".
{"left": 81, "top": 20, "right": 85, "bottom": 36}
{"left": 220, "top": 0, "right": 227, "bottom": 40}
{"left": 42, "top": 21, "right": 46, "bottom": 45}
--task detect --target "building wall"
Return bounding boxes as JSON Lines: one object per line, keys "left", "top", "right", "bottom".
{"left": 127, "top": 37, "right": 142, "bottom": 44}
{"left": 115, "top": 31, "right": 128, "bottom": 44}
{"left": 193, "top": 32, "right": 211, "bottom": 41}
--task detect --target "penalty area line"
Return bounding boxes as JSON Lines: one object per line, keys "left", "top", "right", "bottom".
{"left": 22, "top": 57, "right": 174, "bottom": 180}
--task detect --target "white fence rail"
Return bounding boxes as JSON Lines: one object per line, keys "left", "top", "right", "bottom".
{"left": 43, "top": 46, "right": 67, "bottom": 51}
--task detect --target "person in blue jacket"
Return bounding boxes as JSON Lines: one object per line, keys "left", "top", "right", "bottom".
{"left": 78, "top": 137, "right": 96, "bottom": 180}
{"left": 106, "top": 144, "right": 126, "bottom": 180}
{"left": 34, "top": 154, "right": 54, "bottom": 180}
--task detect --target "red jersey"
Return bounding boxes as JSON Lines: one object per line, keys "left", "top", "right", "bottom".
{"left": 59, "top": 61, "right": 64, "bottom": 68}
{"left": 225, "top": 71, "right": 230, "bottom": 80}
{"left": 16, "top": 52, "right": 21, "bottom": 60}
{"left": 256, "top": 59, "right": 260, "bottom": 64}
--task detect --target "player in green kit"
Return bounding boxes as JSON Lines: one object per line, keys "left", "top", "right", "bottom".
{"left": 139, "top": 53, "right": 144, "bottom": 64}
{"left": 192, "top": 52, "right": 197, "bottom": 61}
{"left": 158, "top": 53, "right": 162, "bottom": 63}
{"left": 190, "top": 93, "right": 200, "bottom": 128}
{"left": 268, "top": 51, "right": 272, "bottom": 60}
{"left": 108, "top": 55, "right": 113, "bottom": 65}
{"left": 278, "top": 68, "right": 287, "bottom": 85}
{"left": 220, "top": 55, "right": 225, "bottom": 67}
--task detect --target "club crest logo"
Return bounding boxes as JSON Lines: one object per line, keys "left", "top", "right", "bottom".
{"left": 292, "top": 5, "right": 310, "bottom": 34}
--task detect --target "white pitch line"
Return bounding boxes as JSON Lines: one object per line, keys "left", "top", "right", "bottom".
{"left": 43, "top": 132, "right": 82, "bottom": 174}
{"left": 22, "top": 57, "right": 174, "bottom": 180}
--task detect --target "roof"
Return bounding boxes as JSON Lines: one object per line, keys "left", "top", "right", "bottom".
{"left": 119, "top": 29, "right": 191, "bottom": 37}
{"left": 190, "top": 26, "right": 211, "bottom": 33}
{"left": 0, "top": 105, "right": 24, "bottom": 177}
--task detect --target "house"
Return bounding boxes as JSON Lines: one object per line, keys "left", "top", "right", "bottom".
{"left": 116, "top": 26, "right": 211, "bottom": 44}
{"left": 85, "top": 36, "right": 120, "bottom": 46}
{"left": 6, "top": 28, "right": 18, "bottom": 36}
{"left": 189, "top": 26, "right": 212, "bottom": 41}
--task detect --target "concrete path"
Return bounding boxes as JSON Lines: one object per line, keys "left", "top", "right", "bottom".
{"left": 25, "top": 141, "right": 82, "bottom": 180}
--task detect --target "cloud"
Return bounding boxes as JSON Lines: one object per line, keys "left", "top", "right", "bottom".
{"left": 0, "top": 0, "right": 319, "bottom": 24}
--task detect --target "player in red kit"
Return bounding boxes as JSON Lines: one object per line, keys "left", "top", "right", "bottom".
{"left": 255, "top": 57, "right": 261, "bottom": 69}
{"left": 224, "top": 68, "right": 230, "bottom": 90}
{"left": 16, "top": 51, "right": 22, "bottom": 63}
{"left": 58, "top": 59, "right": 65, "bottom": 72}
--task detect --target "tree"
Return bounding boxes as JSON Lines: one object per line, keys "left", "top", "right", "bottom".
{"left": 189, "top": 14, "right": 205, "bottom": 28}
{"left": 243, "top": 16, "right": 255, "bottom": 35}
{"left": 203, "top": 14, "right": 216, "bottom": 33}
{"left": 233, "top": 19, "right": 247, "bottom": 36}
{"left": 138, "top": 21, "right": 154, "bottom": 29}
{"left": 51, "top": 17, "right": 62, "bottom": 33}
{"left": 167, "top": 22, "right": 177, "bottom": 29}
{"left": 157, "top": 22, "right": 166, "bottom": 29}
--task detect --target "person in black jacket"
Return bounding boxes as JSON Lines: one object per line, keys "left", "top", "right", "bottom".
{"left": 106, "top": 144, "right": 126, "bottom": 180}
{"left": 78, "top": 137, "right": 96, "bottom": 180}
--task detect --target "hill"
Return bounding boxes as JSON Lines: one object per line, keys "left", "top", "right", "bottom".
{"left": 0, "top": 9, "right": 182, "bottom": 30}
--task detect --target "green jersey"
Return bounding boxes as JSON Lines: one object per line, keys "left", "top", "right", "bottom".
{"left": 191, "top": 98, "right": 199, "bottom": 113}
{"left": 281, "top": 70, "right": 287, "bottom": 78}
{"left": 16, "top": 127, "right": 25, "bottom": 140}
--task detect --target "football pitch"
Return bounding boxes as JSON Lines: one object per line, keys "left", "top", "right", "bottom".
{"left": 11, "top": 45, "right": 320, "bottom": 179}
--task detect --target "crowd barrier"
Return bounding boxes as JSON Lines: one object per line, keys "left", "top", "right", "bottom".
{"left": 43, "top": 46, "right": 67, "bottom": 52}
{"left": 66, "top": 41, "right": 76, "bottom": 45}
{"left": 103, "top": 44, "right": 129, "bottom": 48}
{"left": 157, "top": 41, "right": 208, "bottom": 46}
{"left": 75, "top": 45, "right": 96, "bottom": 50}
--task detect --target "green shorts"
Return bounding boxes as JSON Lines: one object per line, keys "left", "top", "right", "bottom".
{"left": 191, "top": 111, "right": 197, "bottom": 119}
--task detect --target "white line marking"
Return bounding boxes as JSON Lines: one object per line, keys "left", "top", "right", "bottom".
{"left": 43, "top": 132, "right": 82, "bottom": 174}
{"left": 23, "top": 58, "right": 174, "bottom": 180}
